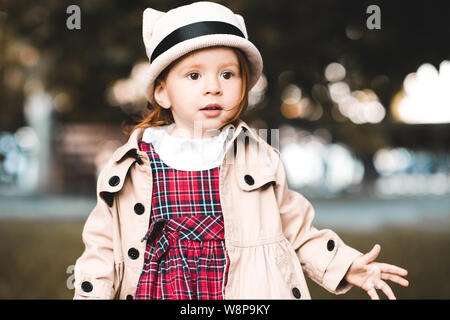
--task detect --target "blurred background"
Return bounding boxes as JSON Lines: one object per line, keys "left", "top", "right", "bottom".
{"left": 1, "top": 0, "right": 449, "bottom": 299}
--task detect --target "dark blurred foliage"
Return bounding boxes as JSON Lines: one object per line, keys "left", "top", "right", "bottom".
{"left": 1, "top": 0, "right": 449, "bottom": 177}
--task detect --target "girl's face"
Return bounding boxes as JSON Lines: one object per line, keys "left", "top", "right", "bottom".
{"left": 154, "top": 47, "right": 242, "bottom": 138}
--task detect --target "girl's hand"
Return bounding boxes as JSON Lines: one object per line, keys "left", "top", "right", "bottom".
{"left": 344, "top": 244, "right": 409, "bottom": 299}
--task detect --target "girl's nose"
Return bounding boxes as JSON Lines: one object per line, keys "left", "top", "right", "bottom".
{"left": 204, "top": 76, "right": 222, "bottom": 95}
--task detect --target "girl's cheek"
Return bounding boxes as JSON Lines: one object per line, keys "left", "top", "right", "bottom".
{"left": 229, "top": 82, "right": 243, "bottom": 93}
{"left": 223, "top": 78, "right": 241, "bottom": 87}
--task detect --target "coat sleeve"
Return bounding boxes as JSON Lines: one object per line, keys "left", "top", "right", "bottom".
{"left": 73, "top": 165, "right": 118, "bottom": 299}
{"left": 274, "top": 153, "right": 362, "bottom": 295}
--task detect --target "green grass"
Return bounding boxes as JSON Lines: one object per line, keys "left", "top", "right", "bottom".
{"left": 0, "top": 220, "right": 449, "bottom": 299}
{"left": 307, "top": 226, "right": 450, "bottom": 299}
{"left": 0, "top": 220, "right": 85, "bottom": 299}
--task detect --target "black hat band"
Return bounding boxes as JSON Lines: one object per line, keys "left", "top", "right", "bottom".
{"left": 150, "top": 21, "right": 245, "bottom": 63}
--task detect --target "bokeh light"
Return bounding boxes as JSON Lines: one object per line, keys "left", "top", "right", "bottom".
{"left": 280, "top": 84, "right": 323, "bottom": 121}
{"left": 373, "top": 147, "right": 450, "bottom": 196}
{"left": 280, "top": 125, "right": 364, "bottom": 195}
{"left": 325, "top": 62, "right": 386, "bottom": 124}
{"left": 324, "top": 62, "right": 346, "bottom": 82}
{"left": 248, "top": 74, "right": 267, "bottom": 107}
{"left": 391, "top": 60, "right": 450, "bottom": 124}
{"left": 106, "top": 61, "right": 149, "bottom": 112}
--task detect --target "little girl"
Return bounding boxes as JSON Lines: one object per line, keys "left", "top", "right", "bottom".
{"left": 73, "top": 1, "right": 408, "bottom": 300}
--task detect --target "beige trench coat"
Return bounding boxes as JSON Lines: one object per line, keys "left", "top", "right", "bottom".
{"left": 73, "top": 119, "right": 362, "bottom": 299}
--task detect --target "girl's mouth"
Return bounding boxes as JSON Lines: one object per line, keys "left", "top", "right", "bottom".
{"left": 200, "top": 109, "right": 222, "bottom": 117}
{"left": 200, "top": 104, "right": 223, "bottom": 110}
{"left": 200, "top": 104, "right": 223, "bottom": 117}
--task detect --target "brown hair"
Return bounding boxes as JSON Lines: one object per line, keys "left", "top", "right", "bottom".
{"left": 124, "top": 46, "right": 251, "bottom": 138}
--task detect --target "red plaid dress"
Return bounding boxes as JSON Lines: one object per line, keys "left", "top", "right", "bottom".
{"left": 133, "top": 141, "right": 230, "bottom": 300}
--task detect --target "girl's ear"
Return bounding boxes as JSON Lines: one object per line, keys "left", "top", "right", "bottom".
{"left": 154, "top": 81, "right": 171, "bottom": 109}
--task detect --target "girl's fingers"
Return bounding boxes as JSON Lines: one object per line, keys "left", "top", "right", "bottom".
{"left": 363, "top": 244, "right": 381, "bottom": 264}
{"left": 381, "top": 273, "right": 409, "bottom": 287}
{"left": 377, "top": 280, "right": 396, "bottom": 300}
{"left": 376, "top": 262, "right": 408, "bottom": 276}
{"left": 366, "top": 287, "right": 379, "bottom": 300}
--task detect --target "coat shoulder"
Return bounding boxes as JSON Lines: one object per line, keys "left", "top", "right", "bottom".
{"left": 95, "top": 147, "right": 138, "bottom": 206}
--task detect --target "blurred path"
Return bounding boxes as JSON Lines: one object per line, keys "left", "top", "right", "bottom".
{"left": 0, "top": 194, "right": 449, "bottom": 230}
{"left": 0, "top": 194, "right": 96, "bottom": 220}
{"left": 311, "top": 195, "right": 450, "bottom": 231}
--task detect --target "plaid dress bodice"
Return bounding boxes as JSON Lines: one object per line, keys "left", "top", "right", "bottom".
{"left": 134, "top": 141, "right": 229, "bottom": 300}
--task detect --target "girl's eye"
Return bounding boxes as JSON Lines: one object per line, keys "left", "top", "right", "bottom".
{"left": 188, "top": 73, "right": 200, "bottom": 80}
{"left": 221, "top": 72, "right": 233, "bottom": 80}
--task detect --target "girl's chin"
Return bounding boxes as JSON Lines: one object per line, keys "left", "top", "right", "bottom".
{"left": 190, "top": 120, "right": 229, "bottom": 135}
{"left": 193, "top": 118, "right": 224, "bottom": 127}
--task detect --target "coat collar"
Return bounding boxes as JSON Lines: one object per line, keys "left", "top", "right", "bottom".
{"left": 111, "top": 119, "right": 260, "bottom": 163}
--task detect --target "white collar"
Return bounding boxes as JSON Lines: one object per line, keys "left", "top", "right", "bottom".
{"left": 142, "top": 123, "right": 235, "bottom": 171}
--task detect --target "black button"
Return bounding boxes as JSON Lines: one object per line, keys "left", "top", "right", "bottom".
{"left": 292, "top": 287, "right": 301, "bottom": 299}
{"left": 128, "top": 248, "right": 139, "bottom": 260}
{"left": 244, "top": 175, "right": 254, "bottom": 185}
{"left": 327, "top": 240, "right": 335, "bottom": 251}
{"left": 81, "top": 281, "right": 93, "bottom": 293}
{"left": 109, "top": 176, "right": 120, "bottom": 187}
{"left": 126, "top": 295, "right": 133, "bottom": 300}
{"left": 134, "top": 203, "right": 145, "bottom": 215}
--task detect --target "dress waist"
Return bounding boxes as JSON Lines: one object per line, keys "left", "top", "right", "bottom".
{"left": 141, "top": 215, "right": 225, "bottom": 263}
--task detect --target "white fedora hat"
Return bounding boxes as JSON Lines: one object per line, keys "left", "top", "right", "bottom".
{"left": 142, "top": 1, "right": 263, "bottom": 104}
